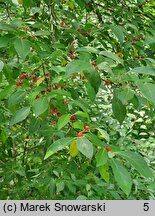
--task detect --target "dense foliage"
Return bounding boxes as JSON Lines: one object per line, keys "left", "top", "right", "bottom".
{"left": 0, "top": 0, "right": 155, "bottom": 200}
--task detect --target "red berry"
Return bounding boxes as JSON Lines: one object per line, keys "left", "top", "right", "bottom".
{"left": 53, "top": 107, "right": 58, "bottom": 113}
{"left": 50, "top": 109, "right": 55, "bottom": 114}
{"left": 91, "top": 61, "right": 97, "bottom": 67}
{"left": 132, "top": 37, "right": 138, "bottom": 42}
{"left": 77, "top": 28, "right": 81, "bottom": 33}
{"left": 47, "top": 87, "right": 51, "bottom": 92}
{"left": 62, "top": 101, "right": 68, "bottom": 106}
{"left": 56, "top": 111, "right": 61, "bottom": 117}
{"left": 70, "top": 55, "right": 75, "bottom": 60}
{"left": 51, "top": 121, "right": 56, "bottom": 127}
{"left": 105, "top": 146, "right": 111, "bottom": 152}
{"left": 60, "top": 21, "right": 65, "bottom": 26}
{"left": 71, "top": 41, "right": 76, "bottom": 45}
{"left": 84, "top": 126, "right": 90, "bottom": 131}
{"left": 77, "top": 132, "right": 84, "bottom": 137}
{"left": 35, "top": 95, "right": 39, "bottom": 99}
{"left": 31, "top": 15, "right": 36, "bottom": 19}
{"left": 55, "top": 83, "right": 60, "bottom": 89}
{"left": 16, "top": 81, "right": 23, "bottom": 86}
{"left": 31, "top": 47, "right": 35, "bottom": 52}
{"left": 32, "top": 75, "right": 38, "bottom": 82}
{"left": 70, "top": 114, "right": 76, "bottom": 123}
{"left": 70, "top": 50, "right": 74, "bottom": 54}
{"left": 105, "top": 79, "right": 111, "bottom": 85}
{"left": 45, "top": 73, "right": 50, "bottom": 77}
{"left": 41, "top": 90, "right": 46, "bottom": 95}
{"left": 29, "top": 84, "right": 33, "bottom": 89}
{"left": 49, "top": 101, "right": 53, "bottom": 105}
{"left": 140, "top": 56, "right": 145, "bottom": 59}
{"left": 140, "top": 37, "right": 145, "bottom": 41}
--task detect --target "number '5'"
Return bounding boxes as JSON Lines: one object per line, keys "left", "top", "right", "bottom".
{"left": 143, "top": 203, "right": 149, "bottom": 211}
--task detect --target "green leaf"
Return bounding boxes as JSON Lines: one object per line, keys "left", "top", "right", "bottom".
{"left": 32, "top": 97, "right": 49, "bottom": 117}
{"left": 0, "top": 85, "right": 14, "bottom": 101}
{"left": 83, "top": 69, "right": 101, "bottom": 93}
{"left": 110, "top": 158, "right": 132, "bottom": 196}
{"left": 29, "top": 117, "right": 41, "bottom": 134}
{"left": 72, "top": 121, "right": 84, "bottom": 130}
{"left": 57, "top": 114, "right": 70, "bottom": 130}
{"left": 10, "top": 106, "right": 30, "bottom": 126}
{"left": 112, "top": 97, "right": 126, "bottom": 124}
{"left": 0, "top": 60, "right": 4, "bottom": 72}
{"left": 99, "top": 163, "right": 109, "bottom": 183}
{"left": 117, "top": 88, "right": 134, "bottom": 105}
{"left": 129, "top": 66, "right": 155, "bottom": 76}
{"left": 77, "top": 137, "right": 93, "bottom": 159}
{"left": 74, "top": 111, "right": 90, "bottom": 121}
{"left": 0, "top": 22, "right": 16, "bottom": 31}
{"left": 85, "top": 82, "right": 96, "bottom": 101}
{"left": 44, "top": 137, "right": 74, "bottom": 159}
{"left": 110, "top": 24, "right": 125, "bottom": 43}
{"left": 66, "top": 60, "right": 94, "bottom": 76}
{"left": 100, "top": 51, "right": 123, "bottom": 64}
{"left": 8, "top": 91, "right": 26, "bottom": 107}
{"left": 14, "top": 38, "right": 30, "bottom": 60}
{"left": 137, "top": 82, "right": 155, "bottom": 105}
{"left": 85, "top": 133, "right": 106, "bottom": 148}
{"left": 96, "top": 149, "right": 108, "bottom": 167}
{"left": 97, "top": 128, "right": 110, "bottom": 142}
{"left": 77, "top": 46, "right": 99, "bottom": 54}
{"left": 117, "top": 151, "right": 153, "bottom": 178}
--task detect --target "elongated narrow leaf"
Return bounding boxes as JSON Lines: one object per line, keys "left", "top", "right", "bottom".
{"left": 97, "top": 128, "right": 110, "bottom": 142}
{"left": 117, "top": 151, "right": 153, "bottom": 178}
{"left": 0, "top": 85, "right": 14, "bottom": 101}
{"left": 77, "top": 46, "right": 99, "bottom": 54}
{"left": 69, "top": 140, "right": 79, "bottom": 157}
{"left": 32, "top": 97, "right": 49, "bottom": 117}
{"left": 0, "top": 22, "right": 16, "bottom": 31}
{"left": 110, "top": 158, "right": 132, "bottom": 196}
{"left": 84, "top": 69, "right": 101, "bottom": 93}
{"left": 96, "top": 149, "right": 108, "bottom": 167}
{"left": 117, "top": 88, "right": 134, "bottom": 105}
{"left": 137, "top": 82, "right": 155, "bottom": 105}
{"left": 129, "top": 66, "right": 155, "bottom": 76}
{"left": 14, "top": 38, "right": 30, "bottom": 60}
{"left": 112, "top": 97, "right": 126, "bottom": 124}
{"left": 85, "top": 133, "right": 106, "bottom": 148}
{"left": 110, "top": 24, "right": 125, "bottom": 43}
{"left": 100, "top": 51, "right": 123, "bottom": 64}
{"left": 8, "top": 91, "right": 26, "bottom": 107}
{"left": 0, "top": 60, "right": 4, "bottom": 72}
{"left": 66, "top": 60, "right": 94, "bottom": 76}
{"left": 77, "top": 137, "right": 93, "bottom": 159}
{"left": 57, "top": 114, "right": 70, "bottom": 130}
{"left": 10, "top": 106, "right": 30, "bottom": 125}
{"left": 99, "top": 163, "right": 109, "bottom": 183}
{"left": 44, "top": 137, "right": 74, "bottom": 159}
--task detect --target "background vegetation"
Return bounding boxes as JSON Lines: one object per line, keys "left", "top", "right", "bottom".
{"left": 0, "top": 0, "right": 155, "bottom": 200}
